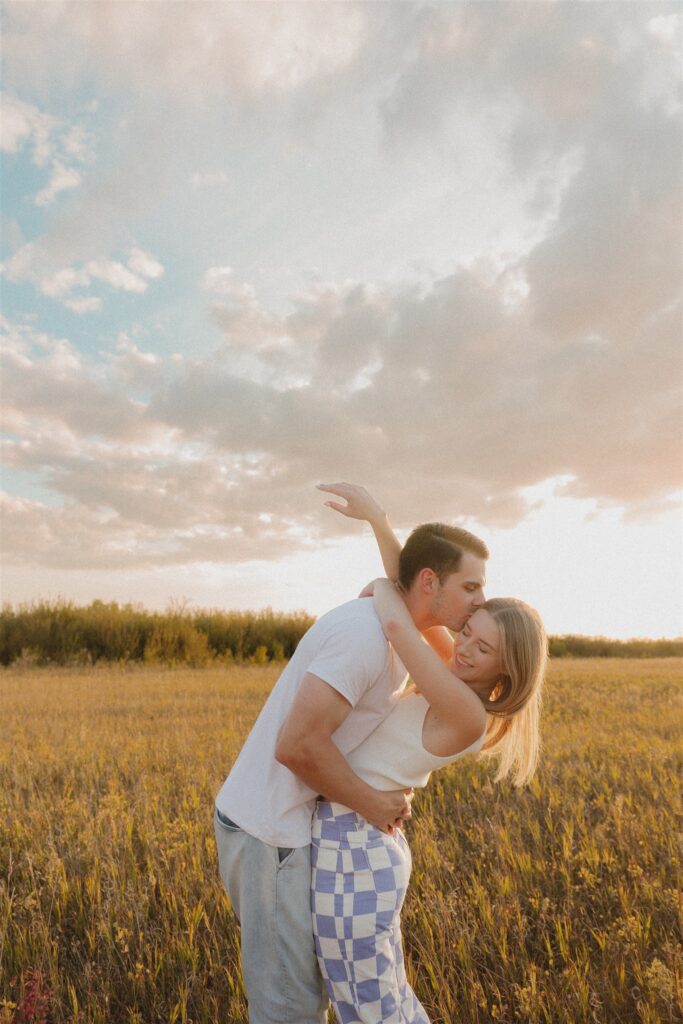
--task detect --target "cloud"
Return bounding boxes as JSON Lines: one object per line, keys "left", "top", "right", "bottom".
{"left": 0, "top": 487, "right": 314, "bottom": 571}
{"left": 0, "top": 318, "right": 317, "bottom": 569}
{"left": 154, "top": 255, "right": 680, "bottom": 524}
{"left": 1, "top": 92, "right": 95, "bottom": 206}
{"left": 1, "top": 4, "right": 680, "bottom": 574}
{"left": 61, "top": 124, "right": 95, "bottom": 162}
{"left": 202, "top": 265, "right": 235, "bottom": 296}
{"left": 1, "top": 245, "right": 164, "bottom": 310}
{"left": 1, "top": 3, "right": 368, "bottom": 99}
{"left": 63, "top": 295, "right": 102, "bottom": 315}
{"left": 127, "top": 247, "right": 164, "bottom": 280}
{"left": 35, "top": 161, "right": 82, "bottom": 206}
{"left": 202, "top": 267, "right": 296, "bottom": 354}
{"left": 0, "top": 93, "right": 57, "bottom": 162}
{"left": 0, "top": 318, "right": 150, "bottom": 442}
{"left": 85, "top": 259, "right": 147, "bottom": 293}
{"left": 2, "top": 133, "right": 680, "bottom": 571}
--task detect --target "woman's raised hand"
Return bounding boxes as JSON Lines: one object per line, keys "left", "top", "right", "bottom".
{"left": 317, "top": 482, "right": 386, "bottom": 524}
{"left": 318, "top": 481, "right": 401, "bottom": 582}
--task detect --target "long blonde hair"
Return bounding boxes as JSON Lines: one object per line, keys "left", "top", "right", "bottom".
{"left": 477, "top": 598, "right": 547, "bottom": 787}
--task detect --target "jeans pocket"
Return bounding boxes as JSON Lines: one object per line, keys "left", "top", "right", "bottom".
{"left": 215, "top": 808, "right": 242, "bottom": 832}
{"left": 276, "top": 846, "right": 298, "bottom": 869}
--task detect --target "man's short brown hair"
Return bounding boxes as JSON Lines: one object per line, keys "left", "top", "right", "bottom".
{"left": 398, "top": 523, "right": 489, "bottom": 590}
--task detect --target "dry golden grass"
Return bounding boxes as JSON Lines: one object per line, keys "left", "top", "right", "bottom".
{"left": 1, "top": 659, "right": 681, "bottom": 1023}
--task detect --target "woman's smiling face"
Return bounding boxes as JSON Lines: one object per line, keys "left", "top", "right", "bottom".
{"left": 451, "top": 608, "right": 503, "bottom": 686}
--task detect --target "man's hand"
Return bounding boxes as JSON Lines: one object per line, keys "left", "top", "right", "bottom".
{"left": 363, "top": 787, "right": 414, "bottom": 835}
{"left": 317, "top": 482, "right": 387, "bottom": 526}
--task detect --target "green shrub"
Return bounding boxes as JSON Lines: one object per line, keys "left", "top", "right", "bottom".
{"left": 0, "top": 601, "right": 315, "bottom": 667}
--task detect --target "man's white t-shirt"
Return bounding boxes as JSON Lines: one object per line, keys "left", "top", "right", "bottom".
{"left": 215, "top": 599, "right": 408, "bottom": 847}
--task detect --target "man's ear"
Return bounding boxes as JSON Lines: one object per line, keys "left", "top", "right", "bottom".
{"left": 417, "top": 567, "right": 437, "bottom": 593}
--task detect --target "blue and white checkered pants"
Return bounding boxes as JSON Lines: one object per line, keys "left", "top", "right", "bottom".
{"left": 311, "top": 801, "right": 430, "bottom": 1024}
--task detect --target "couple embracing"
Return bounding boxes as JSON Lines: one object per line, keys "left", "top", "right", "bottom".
{"left": 214, "top": 483, "right": 547, "bottom": 1024}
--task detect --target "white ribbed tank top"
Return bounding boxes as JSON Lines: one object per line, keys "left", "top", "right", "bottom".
{"left": 346, "top": 691, "right": 485, "bottom": 791}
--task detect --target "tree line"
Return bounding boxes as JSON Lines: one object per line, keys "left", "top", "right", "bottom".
{"left": 0, "top": 600, "right": 680, "bottom": 667}
{"left": 0, "top": 600, "right": 315, "bottom": 667}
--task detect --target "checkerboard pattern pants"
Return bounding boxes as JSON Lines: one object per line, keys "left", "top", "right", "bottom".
{"left": 311, "top": 801, "right": 430, "bottom": 1024}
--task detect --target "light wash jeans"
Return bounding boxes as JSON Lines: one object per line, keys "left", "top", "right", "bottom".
{"left": 214, "top": 808, "right": 329, "bottom": 1024}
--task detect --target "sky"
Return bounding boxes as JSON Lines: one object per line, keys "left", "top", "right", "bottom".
{"left": 1, "top": 1, "right": 681, "bottom": 639}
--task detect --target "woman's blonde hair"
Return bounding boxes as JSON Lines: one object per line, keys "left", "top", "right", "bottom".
{"left": 477, "top": 598, "right": 547, "bottom": 787}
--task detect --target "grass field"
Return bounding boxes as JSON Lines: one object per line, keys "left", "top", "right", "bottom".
{"left": 1, "top": 659, "right": 681, "bottom": 1023}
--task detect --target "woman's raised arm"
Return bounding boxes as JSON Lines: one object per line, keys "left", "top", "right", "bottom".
{"left": 372, "top": 579, "right": 486, "bottom": 744}
{"left": 318, "top": 482, "right": 402, "bottom": 581}
{"left": 318, "top": 482, "right": 455, "bottom": 666}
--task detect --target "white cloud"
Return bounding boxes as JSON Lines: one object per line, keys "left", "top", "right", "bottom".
{"left": 1, "top": 244, "right": 164, "bottom": 310}
{"left": 40, "top": 266, "right": 92, "bottom": 298}
{"left": 85, "top": 259, "right": 147, "bottom": 293}
{"left": 63, "top": 295, "right": 102, "bottom": 314}
{"left": 0, "top": 101, "right": 33, "bottom": 152}
{"left": 35, "top": 161, "right": 83, "bottom": 207}
{"left": 61, "top": 123, "right": 96, "bottom": 162}
{"left": 1, "top": 243, "right": 39, "bottom": 284}
{"left": 127, "top": 247, "right": 164, "bottom": 280}
{"left": 0, "top": 93, "right": 56, "bottom": 162}
{"left": 1, "top": 92, "right": 95, "bottom": 207}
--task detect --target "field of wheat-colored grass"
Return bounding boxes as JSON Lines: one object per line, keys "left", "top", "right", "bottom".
{"left": 1, "top": 659, "right": 681, "bottom": 1024}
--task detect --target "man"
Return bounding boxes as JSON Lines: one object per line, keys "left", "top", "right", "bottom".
{"left": 214, "top": 484, "right": 488, "bottom": 1023}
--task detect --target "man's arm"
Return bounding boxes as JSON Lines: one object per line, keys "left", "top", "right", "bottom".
{"left": 274, "top": 673, "right": 412, "bottom": 833}
{"left": 414, "top": 626, "right": 455, "bottom": 665}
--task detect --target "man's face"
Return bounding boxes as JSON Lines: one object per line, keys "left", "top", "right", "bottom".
{"left": 429, "top": 552, "right": 486, "bottom": 631}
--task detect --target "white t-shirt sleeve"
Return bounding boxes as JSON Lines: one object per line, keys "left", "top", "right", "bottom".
{"left": 307, "top": 614, "right": 387, "bottom": 708}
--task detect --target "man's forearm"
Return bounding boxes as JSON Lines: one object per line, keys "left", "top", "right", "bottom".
{"left": 273, "top": 667, "right": 413, "bottom": 830}
{"left": 288, "top": 735, "right": 382, "bottom": 819}
{"left": 281, "top": 734, "right": 411, "bottom": 831}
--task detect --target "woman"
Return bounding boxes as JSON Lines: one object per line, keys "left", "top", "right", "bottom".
{"left": 310, "top": 483, "right": 547, "bottom": 1024}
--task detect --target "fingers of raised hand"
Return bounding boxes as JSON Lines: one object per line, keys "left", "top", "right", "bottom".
{"left": 317, "top": 482, "right": 354, "bottom": 497}
{"left": 318, "top": 482, "right": 368, "bottom": 519}
{"left": 318, "top": 482, "right": 368, "bottom": 502}
{"left": 324, "top": 501, "right": 349, "bottom": 515}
